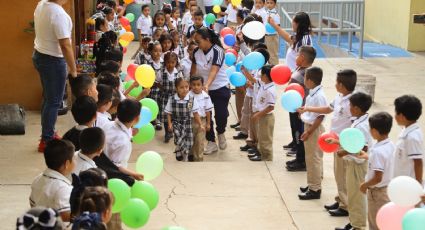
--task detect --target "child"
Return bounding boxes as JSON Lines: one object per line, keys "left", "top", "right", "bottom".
{"left": 185, "top": 9, "right": 204, "bottom": 43}
{"left": 147, "top": 41, "right": 164, "bottom": 130}
{"left": 152, "top": 11, "right": 169, "bottom": 34}
{"left": 263, "top": 0, "right": 280, "bottom": 65}
{"left": 135, "top": 36, "right": 152, "bottom": 64}
{"left": 190, "top": 76, "right": 213, "bottom": 161}
{"left": 95, "top": 84, "right": 113, "bottom": 130}
{"left": 30, "top": 139, "right": 75, "bottom": 222}
{"left": 165, "top": 78, "right": 204, "bottom": 161}
{"left": 214, "top": 6, "right": 227, "bottom": 34}
{"left": 225, "top": 0, "right": 241, "bottom": 29}
{"left": 360, "top": 112, "right": 395, "bottom": 230}
{"left": 249, "top": 65, "right": 276, "bottom": 161}
{"left": 72, "top": 127, "right": 105, "bottom": 175}
{"left": 94, "top": 16, "right": 109, "bottom": 42}
{"left": 104, "top": 99, "right": 144, "bottom": 180}
{"left": 97, "top": 71, "right": 123, "bottom": 101}
{"left": 298, "top": 69, "right": 357, "bottom": 216}
{"left": 182, "top": 4, "right": 199, "bottom": 42}
{"left": 137, "top": 4, "right": 153, "bottom": 40}
{"left": 393, "top": 95, "right": 424, "bottom": 183}
{"left": 159, "top": 33, "right": 176, "bottom": 57}
{"left": 170, "top": 8, "right": 182, "bottom": 32}
{"left": 170, "top": 29, "right": 184, "bottom": 60}
{"left": 152, "top": 27, "right": 165, "bottom": 41}
{"left": 70, "top": 74, "right": 99, "bottom": 101}
{"left": 17, "top": 207, "right": 64, "bottom": 230}
{"left": 251, "top": 0, "right": 267, "bottom": 23}
{"left": 63, "top": 96, "right": 98, "bottom": 151}
{"left": 181, "top": 41, "right": 196, "bottom": 79}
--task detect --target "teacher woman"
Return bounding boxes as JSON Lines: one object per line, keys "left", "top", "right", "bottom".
{"left": 33, "top": 0, "right": 77, "bottom": 152}
{"left": 191, "top": 27, "right": 231, "bottom": 154}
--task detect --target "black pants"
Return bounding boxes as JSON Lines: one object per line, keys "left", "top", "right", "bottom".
{"left": 289, "top": 112, "right": 305, "bottom": 163}
{"left": 206, "top": 86, "right": 231, "bottom": 142}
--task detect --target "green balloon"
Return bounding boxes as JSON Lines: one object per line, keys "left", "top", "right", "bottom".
{"left": 125, "top": 13, "right": 135, "bottom": 22}
{"left": 136, "top": 151, "right": 163, "bottom": 181}
{"left": 107, "top": 179, "right": 131, "bottom": 213}
{"left": 339, "top": 128, "right": 365, "bottom": 154}
{"left": 133, "top": 123, "right": 155, "bottom": 144}
{"left": 121, "top": 198, "right": 150, "bottom": 228}
{"left": 162, "top": 227, "right": 187, "bottom": 230}
{"left": 140, "top": 98, "right": 159, "bottom": 121}
{"left": 124, "top": 80, "right": 134, "bottom": 90}
{"left": 129, "top": 85, "right": 143, "bottom": 97}
{"left": 402, "top": 208, "right": 425, "bottom": 230}
{"left": 131, "top": 181, "right": 159, "bottom": 210}
{"left": 206, "top": 13, "right": 216, "bottom": 24}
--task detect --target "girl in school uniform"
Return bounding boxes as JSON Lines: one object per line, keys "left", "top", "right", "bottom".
{"left": 151, "top": 11, "right": 169, "bottom": 35}
{"left": 159, "top": 33, "right": 175, "bottom": 59}
{"left": 147, "top": 41, "right": 164, "bottom": 130}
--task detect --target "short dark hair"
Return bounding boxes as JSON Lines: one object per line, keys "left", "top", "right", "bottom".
{"left": 44, "top": 139, "right": 75, "bottom": 171}
{"left": 194, "top": 9, "right": 204, "bottom": 18}
{"left": 369, "top": 112, "right": 393, "bottom": 135}
{"left": 104, "top": 49, "right": 123, "bottom": 63}
{"left": 305, "top": 66, "right": 323, "bottom": 86}
{"left": 394, "top": 95, "right": 422, "bottom": 121}
{"left": 141, "top": 36, "right": 152, "bottom": 43}
{"left": 336, "top": 69, "right": 357, "bottom": 92}
{"left": 96, "top": 84, "right": 113, "bottom": 107}
{"left": 261, "top": 65, "right": 273, "bottom": 82}
{"left": 80, "top": 127, "right": 105, "bottom": 155}
{"left": 299, "top": 46, "right": 316, "bottom": 64}
{"left": 106, "top": 0, "right": 116, "bottom": 8}
{"left": 98, "top": 60, "right": 120, "bottom": 74}
{"left": 253, "top": 43, "right": 267, "bottom": 50}
{"left": 70, "top": 74, "right": 95, "bottom": 98}
{"left": 97, "top": 71, "right": 120, "bottom": 89}
{"left": 71, "top": 96, "right": 98, "bottom": 125}
{"left": 255, "top": 48, "right": 270, "bottom": 64}
{"left": 175, "top": 77, "right": 188, "bottom": 88}
{"left": 117, "top": 99, "right": 141, "bottom": 123}
{"left": 349, "top": 92, "right": 372, "bottom": 113}
{"left": 141, "top": 4, "right": 149, "bottom": 11}
{"left": 190, "top": 75, "right": 204, "bottom": 84}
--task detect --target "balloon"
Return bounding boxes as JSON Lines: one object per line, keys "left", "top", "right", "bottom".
{"left": 127, "top": 64, "right": 139, "bottom": 80}
{"left": 162, "top": 227, "right": 187, "bottom": 230}
{"left": 242, "top": 52, "right": 265, "bottom": 71}
{"left": 231, "top": 0, "right": 241, "bottom": 6}
{"left": 225, "top": 48, "right": 238, "bottom": 58}
{"left": 135, "top": 64, "right": 155, "bottom": 88}
{"left": 120, "top": 72, "right": 127, "bottom": 81}
{"left": 223, "top": 34, "right": 236, "bottom": 46}
{"left": 318, "top": 132, "right": 339, "bottom": 153}
{"left": 271, "top": 64, "right": 291, "bottom": 85}
{"left": 119, "top": 39, "right": 130, "bottom": 47}
{"left": 131, "top": 181, "right": 159, "bottom": 210}
{"left": 124, "top": 25, "right": 132, "bottom": 32}
{"left": 136, "top": 151, "right": 164, "bottom": 181}
{"left": 388, "top": 176, "right": 423, "bottom": 207}
{"left": 265, "top": 23, "right": 276, "bottom": 34}
{"left": 242, "top": 21, "right": 266, "bottom": 40}
{"left": 377, "top": 202, "right": 413, "bottom": 230}
{"left": 235, "top": 61, "right": 243, "bottom": 72}
{"left": 123, "top": 0, "right": 134, "bottom": 4}
{"left": 120, "top": 17, "right": 130, "bottom": 27}
{"left": 220, "top": 27, "right": 235, "bottom": 37}
{"left": 213, "top": 5, "right": 221, "bottom": 13}
{"left": 123, "top": 47, "right": 127, "bottom": 54}
{"left": 129, "top": 85, "right": 143, "bottom": 98}
{"left": 125, "top": 13, "right": 135, "bottom": 22}
{"left": 212, "top": 0, "right": 223, "bottom": 5}
{"left": 121, "top": 198, "right": 150, "bottom": 228}
{"left": 281, "top": 90, "right": 303, "bottom": 113}
{"left": 285, "top": 83, "right": 305, "bottom": 98}
{"left": 133, "top": 123, "right": 155, "bottom": 144}
{"left": 135, "top": 107, "right": 152, "bottom": 128}
{"left": 339, "top": 128, "right": 365, "bottom": 154}
{"left": 107, "top": 179, "right": 131, "bottom": 213}
{"left": 205, "top": 13, "right": 216, "bottom": 24}
{"left": 224, "top": 53, "right": 237, "bottom": 66}
{"left": 229, "top": 72, "right": 246, "bottom": 87}
{"left": 225, "top": 66, "right": 236, "bottom": 77}
{"left": 402, "top": 208, "right": 425, "bottom": 230}
{"left": 119, "top": 29, "right": 126, "bottom": 36}
{"left": 120, "top": 32, "right": 135, "bottom": 42}
{"left": 140, "top": 98, "right": 159, "bottom": 121}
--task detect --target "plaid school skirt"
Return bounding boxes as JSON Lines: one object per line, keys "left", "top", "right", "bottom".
{"left": 148, "top": 85, "right": 162, "bottom": 120}
{"left": 173, "top": 119, "right": 193, "bottom": 157}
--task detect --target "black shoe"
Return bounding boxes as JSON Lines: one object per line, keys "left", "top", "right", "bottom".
{"left": 329, "top": 208, "right": 349, "bottom": 217}
{"left": 164, "top": 133, "right": 172, "bottom": 143}
{"left": 299, "top": 186, "right": 309, "bottom": 193}
{"left": 248, "top": 147, "right": 258, "bottom": 154}
{"left": 286, "top": 159, "right": 297, "bottom": 166}
{"left": 240, "top": 144, "right": 253, "bottom": 151}
{"left": 283, "top": 141, "right": 295, "bottom": 150}
{"left": 286, "top": 162, "right": 306, "bottom": 171}
{"left": 248, "top": 149, "right": 260, "bottom": 157}
{"left": 176, "top": 155, "right": 183, "bottom": 161}
{"left": 230, "top": 122, "right": 240, "bottom": 129}
{"left": 249, "top": 155, "right": 262, "bottom": 161}
{"left": 335, "top": 223, "right": 352, "bottom": 230}
{"left": 155, "top": 124, "right": 162, "bottom": 131}
{"left": 324, "top": 202, "right": 339, "bottom": 211}
{"left": 286, "top": 150, "right": 297, "bottom": 157}
{"left": 298, "top": 189, "right": 321, "bottom": 200}
{"left": 188, "top": 155, "right": 194, "bottom": 162}
{"left": 233, "top": 132, "right": 248, "bottom": 140}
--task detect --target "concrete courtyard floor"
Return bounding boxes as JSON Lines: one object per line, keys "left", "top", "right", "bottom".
{"left": 1, "top": 43, "right": 425, "bottom": 229}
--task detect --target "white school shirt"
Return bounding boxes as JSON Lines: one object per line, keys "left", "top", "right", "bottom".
{"left": 245, "top": 69, "right": 259, "bottom": 98}
{"left": 151, "top": 58, "right": 163, "bottom": 82}
{"left": 34, "top": 0, "right": 73, "bottom": 58}
{"left": 225, "top": 4, "right": 240, "bottom": 23}
{"left": 104, "top": 120, "right": 133, "bottom": 168}
{"left": 95, "top": 111, "right": 112, "bottom": 131}
{"left": 329, "top": 93, "right": 353, "bottom": 134}
{"left": 189, "top": 91, "right": 213, "bottom": 118}
{"left": 252, "top": 72, "right": 262, "bottom": 112}
{"left": 30, "top": 168, "right": 72, "bottom": 213}
{"left": 182, "top": 11, "right": 193, "bottom": 35}
{"left": 344, "top": 114, "right": 373, "bottom": 164}
{"left": 285, "top": 34, "right": 312, "bottom": 72}
{"left": 164, "top": 93, "right": 200, "bottom": 114}
{"left": 265, "top": 8, "right": 280, "bottom": 35}
{"left": 158, "top": 68, "right": 179, "bottom": 84}
{"left": 152, "top": 25, "right": 169, "bottom": 34}
{"left": 301, "top": 85, "right": 327, "bottom": 125}
{"left": 193, "top": 45, "right": 229, "bottom": 91}
{"left": 254, "top": 82, "right": 276, "bottom": 114}
{"left": 204, "top": 0, "right": 214, "bottom": 6}
{"left": 72, "top": 150, "right": 97, "bottom": 175}
{"left": 137, "top": 14, "right": 153, "bottom": 36}
{"left": 394, "top": 123, "right": 425, "bottom": 179}
{"left": 365, "top": 138, "right": 395, "bottom": 188}
{"left": 252, "top": 7, "right": 268, "bottom": 24}
{"left": 171, "top": 17, "right": 181, "bottom": 31}
{"left": 181, "top": 57, "right": 192, "bottom": 79}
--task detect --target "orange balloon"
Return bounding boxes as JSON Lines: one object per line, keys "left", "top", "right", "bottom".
{"left": 120, "top": 32, "right": 135, "bottom": 42}
{"left": 124, "top": 25, "right": 132, "bottom": 32}
{"left": 123, "top": 0, "right": 134, "bottom": 4}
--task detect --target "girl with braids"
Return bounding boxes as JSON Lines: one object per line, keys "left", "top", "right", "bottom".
{"left": 93, "top": 31, "right": 121, "bottom": 74}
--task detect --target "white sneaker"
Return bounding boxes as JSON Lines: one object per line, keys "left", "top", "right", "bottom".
{"left": 218, "top": 134, "right": 227, "bottom": 150}
{"left": 204, "top": 141, "right": 218, "bottom": 154}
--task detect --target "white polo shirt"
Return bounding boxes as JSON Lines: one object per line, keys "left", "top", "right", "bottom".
{"left": 164, "top": 93, "right": 200, "bottom": 115}
{"left": 30, "top": 168, "right": 72, "bottom": 213}
{"left": 301, "top": 85, "right": 327, "bottom": 125}
{"left": 344, "top": 114, "right": 373, "bottom": 163}
{"left": 152, "top": 25, "right": 169, "bottom": 34}
{"left": 158, "top": 68, "right": 180, "bottom": 84}
{"left": 95, "top": 111, "right": 112, "bottom": 131}
{"left": 181, "top": 57, "right": 192, "bottom": 79}
{"left": 225, "top": 4, "right": 240, "bottom": 23}
{"left": 254, "top": 82, "right": 276, "bottom": 114}
{"left": 150, "top": 58, "right": 163, "bottom": 83}
{"left": 245, "top": 69, "right": 259, "bottom": 98}
{"left": 193, "top": 45, "right": 229, "bottom": 91}
{"left": 265, "top": 8, "right": 280, "bottom": 35}
{"left": 365, "top": 138, "right": 395, "bottom": 188}
{"left": 72, "top": 151, "right": 97, "bottom": 175}
{"left": 34, "top": 0, "right": 73, "bottom": 58}
{"left": 189, "top": 91, "right": 213, "bottom": 118}
{"left": 394, "top": 123, "right": 424, "bottom": 179}
{"left": 137, "top": 14, "right": 153, "bottom": 36}
{"left": 252, "top": 7, "right": 268, "bottom": 24}
{"left": 104, "top": 120, "right": 132, "bottom": 168}
{"left": 182, "top": 11, "right": 193, "bottom": 35}
{"left": 330, "top": 93, "right": 353, "bottom": 134}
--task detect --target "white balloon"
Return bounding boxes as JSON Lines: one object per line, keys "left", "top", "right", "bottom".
{"left": 242, "top": 21, "right": 266, "bottom": 40}
{"left": 388, "top": 176, "right": 423, "bottom": 207}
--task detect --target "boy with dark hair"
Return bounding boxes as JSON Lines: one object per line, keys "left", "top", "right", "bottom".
{"left": 104, "top": 49, "right": 123, "bottom": 64}
{"left": 69, "top": 74, "right": 98, "bottom": 101}
{"left": 30, "top": 139, "right": 75, "bottom": 222}
{"left": 63, "top": 96, "right": 98, "bottom": 151}
{"left": 186, "top": 9, "right": 204, "bottom": 41}
{"left": 72, "top": 127, "right": 105, "bottom": 175}
{"left": 393, "top": 95, "right": 423, "bottom": 183}
{"left": 95, "top": 84, "right": 113, "bottom": 130}
{"left": 137, "top": 4, "right": 153, "bottom": 40}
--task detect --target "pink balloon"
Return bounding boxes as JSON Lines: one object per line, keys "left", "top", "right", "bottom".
{"left": 376, "top": 202, "right": 413, "bottom": 230}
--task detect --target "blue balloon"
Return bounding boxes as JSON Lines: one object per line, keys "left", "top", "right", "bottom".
{"left": 225, "top": 66, "right": 236, "bottom": 77}
{"left": 135, "top": 107, "right": 152, "bottom": 129}
{"left": 242, "top": 52, "right": 265, "bottom": 70}
{"left": 235, "top": 62, "right": 243, "bottom": 72}
{"left": 339, "top": 128, "right": 365, "bottom": 154}
{"left": 229, "top": 72, "right": 246, "bottom": 87}
{"left": 224, "top": 53, "right": 236, "bottom": 66}
{"left": 213, "top": 0, "right": 223, "bottom": 5}
{"left": 280, "top": 90, "right": 303, "bottom": 113}
{"left": 265, "top": 23, "right": 276, "bottom": 34}
{"left": 403, "top": 208, "right": 425, "bottom": 230}
{"left": 224, "top": 34, "right": 236, "bottom": 46}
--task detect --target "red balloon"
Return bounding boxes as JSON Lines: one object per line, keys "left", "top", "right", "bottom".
{"left": 120, "top": 17, "right": 130, "bottom": 27}
{"left": 220, "top": 27, "right": 235, "bottom": 37}
{"left": 127, "top": 64, "right": 138, "bottom": 80}
{"left": 318, "top": 132, "right": 339, "bottom": 153}
{"left": 225, "top": 48, "right": 238, "bottom": 58}
{"left": 285, "top": 83, "right": 305, "bottom": 98}
{"left": 271, "top": 64, "right": 291, "bottom": 85}
{"left": 123, "top": 47, "right": 127, "bottom": 54}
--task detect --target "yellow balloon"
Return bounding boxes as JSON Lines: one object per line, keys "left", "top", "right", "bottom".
{"left": 119, "top": 39, "right": 130, "bottom": 47}
{"left": 120, "top": 32, "right": 135, "bottom": 42}
{"left": 213, "top": 5, "right": 221, "bottom": 14}
{"left": 231, "top": 0, "right": 241, "bottom": 6}
{"left": 135, "top": 64, "right": 155, "bottom": 88}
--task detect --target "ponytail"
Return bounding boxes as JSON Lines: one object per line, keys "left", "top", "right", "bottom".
{"left": 195, "top": 27, "right": 223, "bottom": 48}
{"left": 78, "top": 186, "right": 112, "bottom": 215}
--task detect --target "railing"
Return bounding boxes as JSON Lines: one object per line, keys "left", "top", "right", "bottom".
{"left": 277, "top": 0, "right": 365, "bottom": 58}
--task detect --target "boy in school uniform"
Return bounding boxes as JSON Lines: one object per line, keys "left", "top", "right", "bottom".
{"left": 137, "top": 4, "right": 153, "bottom": 41}
{"left": 185, "top": 9, "right": 204, "bottom": 45}
{"left": 72, "top": 127, "right": 105, "bottom": 175}
{"left": 95, "top": 84, "right": 114, "bottom": 131}
{"left": 360, "top": 112, "right": 395, "bottom": 230}
{"left": 30, "top": 140, "right": 75, "bottom": 222}
{"left": 297, "top": 66, "right": 327, "bottom": 200}
{"left": 393, "top": 95, "right": 424, "bottom": 183}
{"left": 264, "top": 0, "right": 280, "bottom": 65}
{"left": 299, "top": 69, "right": 357, "bottom": 216}
{"left": 69, "top": 74, "right": 99, "bottom": 101}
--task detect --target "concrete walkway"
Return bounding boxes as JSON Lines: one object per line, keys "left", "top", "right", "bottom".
{"left": 1, "top": 43, "right": 424, "bottom": 229}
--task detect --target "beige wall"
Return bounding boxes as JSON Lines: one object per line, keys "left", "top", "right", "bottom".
{"left": 407, "top": 0, "right": 425, "bottom": 51}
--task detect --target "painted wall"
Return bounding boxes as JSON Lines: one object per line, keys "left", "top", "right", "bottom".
{"left": 407, "top": 0, "right": 425, "bottom": 51}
